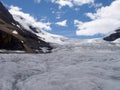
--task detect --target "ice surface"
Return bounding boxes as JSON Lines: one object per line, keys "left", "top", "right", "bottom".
{"left": 0, "top": 40, "right": 120, "bottom": 90}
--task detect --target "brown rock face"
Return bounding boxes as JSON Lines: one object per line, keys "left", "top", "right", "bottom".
{"left": 0, "top": 2, "right": 52, "bottom": 53}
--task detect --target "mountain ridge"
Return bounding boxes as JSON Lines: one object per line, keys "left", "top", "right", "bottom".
{"left": 0, "top": 2, "right": 52, "bottom": 53}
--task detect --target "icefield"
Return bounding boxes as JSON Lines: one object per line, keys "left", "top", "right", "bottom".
{"left": 0, "top": 40, "right": 120, "bottom": 90}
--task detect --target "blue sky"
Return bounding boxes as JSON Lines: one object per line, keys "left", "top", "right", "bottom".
{"left": 1, "top": 0, "right": 119, "bottom": 39}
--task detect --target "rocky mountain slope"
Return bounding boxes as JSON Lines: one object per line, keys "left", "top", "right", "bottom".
{"left": 0, "top": 2, "right": 52, "bottom": 53}
{"left": 103, "top": 29, "right": 120, "bottom": 41}
{"left": 9, "top": 5, "right": 65, "bottom": 44}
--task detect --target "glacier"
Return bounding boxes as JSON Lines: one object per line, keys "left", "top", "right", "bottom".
{"left": 0, "top": 39, "right": 120, "bottom": 90}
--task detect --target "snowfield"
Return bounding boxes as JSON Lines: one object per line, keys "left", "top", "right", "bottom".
{"left": 0, "top": 39, "right": 120, "bottom": 90}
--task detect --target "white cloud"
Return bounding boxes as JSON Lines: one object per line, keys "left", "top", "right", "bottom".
{"left": 56, "top": 20, "right": 67, "bottom": 26}
{"left": 34, "top": 0, "right": 41, "bottom": 3}
{"left": 51, "top": 0, "right": 94, "bottom": 8}
{"left": 75, "top": 19, "right": 120, "bottom": 36}
{"left": 56, "top": 11, "right": 64, "bottom": 19}
{"left": 93, "top": 3, "right": 103, "bottom": 8}
{"left": 9, "top": 5, "right": 51, "bottom": 31}
{"left": 88, "top": 3, "right": 103, "bottom": 9}
{"left": 74, "top": 8, "right": 80, "bottom": 11}
{"left": 74, "top": 20, "right": 83, "bottom": 27}
{"left": 85, "top": 12, "right": 96, "bottom": 19}
{"left": 75, "top": 0, "right": 120, "bottom": 36}
{"left": 51, "top": 0, "right": 73, "bottom": 8}
{"left": 73, "top": 0, "right": 94, "bottom": 6}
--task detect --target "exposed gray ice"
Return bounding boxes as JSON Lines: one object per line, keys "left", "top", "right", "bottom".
{"left": 0, "top": 40, "right": 120, "bottom": 90}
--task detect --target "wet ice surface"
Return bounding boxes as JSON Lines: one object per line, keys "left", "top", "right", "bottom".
{"left": 0, "top": 41, "right": 120, "bottom": 90}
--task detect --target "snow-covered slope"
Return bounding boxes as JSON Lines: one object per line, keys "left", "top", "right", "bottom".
{"left": 113, "top": 38, "right": 120, "bottom": 43}
{"left": 0, "top": 40, "right": 120, "bottom": 90}
{"left": 9, "top": 6, "right": 120, "bottom": 45}
{"left": 0, "top": 2, "right": 53, "bottom": 53}
{"left": 9, "top": 6, "right": 66, "bottom": 44}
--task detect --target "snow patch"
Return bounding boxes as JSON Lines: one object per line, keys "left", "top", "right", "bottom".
{"left": 12, "top": 30, "right": 18, "bottom": 34}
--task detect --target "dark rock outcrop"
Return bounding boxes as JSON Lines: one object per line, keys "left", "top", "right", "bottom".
{"left": 103, "top": 29, "right": 120, "bottom": 41}
{"left": 0, "top": 2, "right": 52, "bottom": 53}
{"left": 0, "top": 2, "right": 17, "bottom": 24}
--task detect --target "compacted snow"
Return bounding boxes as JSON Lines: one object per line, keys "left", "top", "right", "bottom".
{"left": 0, "top": 40, "right": 120, "bottom": 90}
